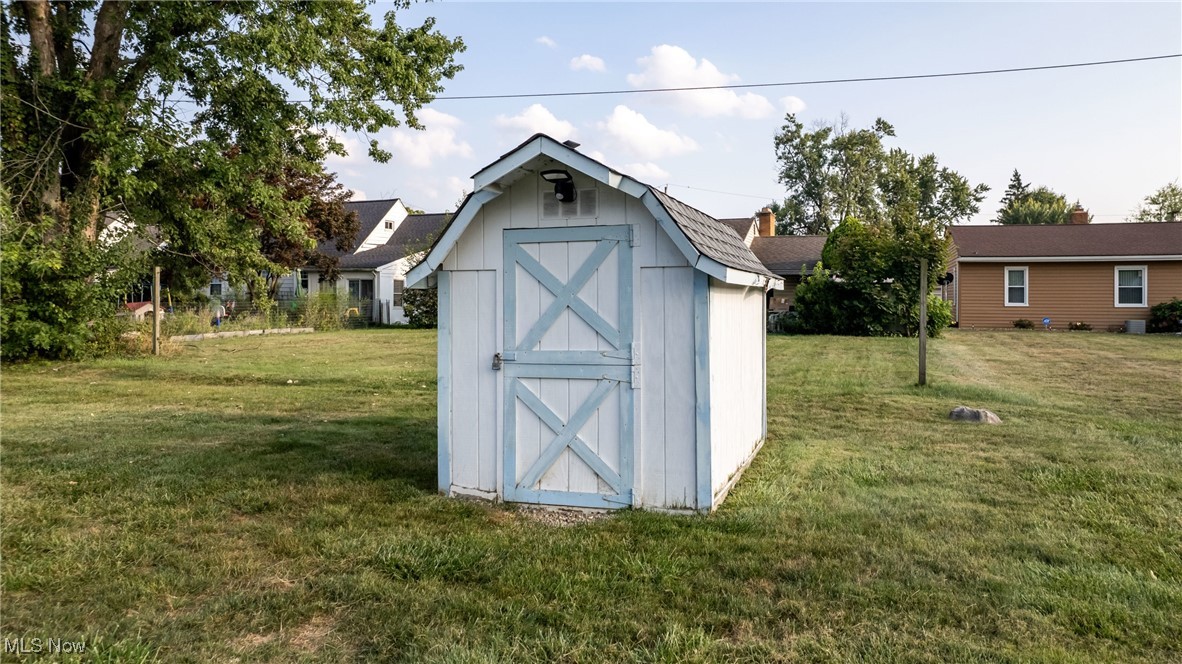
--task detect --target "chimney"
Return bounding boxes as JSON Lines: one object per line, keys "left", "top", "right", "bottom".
{"left": 1069, "top": 205, "right": 1090, "bottom": 225}
{"left": 757, "top": 207, "right": 775, "bottom": 236}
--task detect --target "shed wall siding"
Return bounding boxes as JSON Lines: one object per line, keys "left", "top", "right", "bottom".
{"left": 445, "top": 269, "right": 498, "bottom": 493}
{"left": 956, "top": 261, "right": 1182, "bottom": 329}
{"left": 638, "top": 266, "right": 697, "bottom": 510}
{"left": 707, "top": 280, "right": 765, "bottom": 495}
{"left": 440, "top": 171, "right": 694, "bottom": 506}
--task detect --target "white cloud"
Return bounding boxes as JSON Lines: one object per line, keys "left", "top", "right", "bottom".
{"left": 536, "top": 36, "right": 557, "bottom": 48}
{"left": 780, "top": 96, "right": 807, "bottom": 114}
{"left": 407, "top": 175, "right": 469, "bottom": 211}
{"left": 495, "top": 104, "right": 577, "bottom": 142}
{"left": 597, "top": 105, "right": 698, "bottom": 160}
{"left": 570, "top": 54, "right": 606, "bottom": 72}
{"left": 384, "top": 108, "right": 472, "bottom": 168}
{"left": 348, "top": 188, "right": 368, "bottom": 201}
{"left": 626, "top": 44, "right": 774, "bottom": 119}
{"left": 622, "top": 162, "right": 670, "bottom": 182}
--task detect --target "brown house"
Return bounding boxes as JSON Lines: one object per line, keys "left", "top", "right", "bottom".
{"left": 949, "top": 218, "right": 1182, "bottom": 330}
{"left": 751, "top": 234, "right": 827, "bottom": 311}
{"left": 716, "top": 209, "right": 826, "bottom": 312}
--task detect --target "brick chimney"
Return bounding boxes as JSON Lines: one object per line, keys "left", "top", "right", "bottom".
{"left": 1069, "top": 205, "right": 1090, "bottom": 225}
{"left": 757, "top": 207, "right": 775, "bottom": 236}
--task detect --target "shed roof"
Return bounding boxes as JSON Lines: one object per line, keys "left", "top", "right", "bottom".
{"left": 648, "top": 189, "right": 777, "bottom": 278}
{"left": 950, "top": 222, "right": 1182, "bottom": 259}
{"left": 408, "top": 134, "right": 780, "bottom": 288}
{"left": 750, "top": 235, "right": 828, "bottom": 276}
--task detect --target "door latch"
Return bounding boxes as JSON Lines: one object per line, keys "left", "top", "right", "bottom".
{"left": 492, "top": 352, "right": 503, "bottom": 370}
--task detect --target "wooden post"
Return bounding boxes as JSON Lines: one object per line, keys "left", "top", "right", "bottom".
{"left": 152, "top": 266, "right": 161, "bottom": 356}
{"left": 918, "top": 258, "right": 927, "bottom": 386}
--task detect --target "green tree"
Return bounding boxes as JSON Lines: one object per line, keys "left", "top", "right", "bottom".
{"left": 772, "top": 113, "right": 986, "bottom": 235}
{"left": 1129, "top": 182, "right": 1182, "bottom": 223}
{"left": 994, "top": 169, "right": 1029, "bottom": 219}
{"left": 995, "top": 186, "right": 1074, "bottom": 225}
{"left": 1, "top": 2, "right": 463, "bottom": 359}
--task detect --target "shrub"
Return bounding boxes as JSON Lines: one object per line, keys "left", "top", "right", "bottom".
{"left": 792, "top": 261, "right": 952, "bottom": 337}
{"left": 1148, "top": 298, "right": 1182, "bottom": 333}
{"left": 923, "top": 295, "right": 953, "bottom": 338}
{"left": 161, "top": 310, "right": 209, "bottom": 336}
{"left": 768, "top": 310, "right": 805, "bottom": 334}
{"left": 1013, "top": 319, "right": 1035, "bottom": 329}
{"left": 1067, "top": 321, "right": 1092, "bottom": 331}
{"left": 298, "top": 292, "right": 346, "bottom": 331}
{"left": 403, "top": 287, "right": 438, "bottom": 329}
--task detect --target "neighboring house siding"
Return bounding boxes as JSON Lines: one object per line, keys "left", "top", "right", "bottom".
{"left": 768, "top": 276, "right": 803, "bottom": 311}
{"left": 956, "top": 261, "right": 1182, "bottom": 329}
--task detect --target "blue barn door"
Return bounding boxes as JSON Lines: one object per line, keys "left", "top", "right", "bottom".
{"left": 502, "top": 225, "right": 635, "bottom": 508}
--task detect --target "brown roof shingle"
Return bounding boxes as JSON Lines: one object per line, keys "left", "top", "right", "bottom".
{"left": 750, "top": 235, "right": 827, "bottom": 276}
{"left": 950, "top": 222, "right": 1182, "bottom": 258}
{"left": 718, "top": 217, "right": 754, "bottom": 239}
{"left": 648, "top": 188, "right": 778, "bottom": 278}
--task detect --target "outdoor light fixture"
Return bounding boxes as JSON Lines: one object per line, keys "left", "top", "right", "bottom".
{"left": 540, "top": 169, "right": 576, "bottom": 202}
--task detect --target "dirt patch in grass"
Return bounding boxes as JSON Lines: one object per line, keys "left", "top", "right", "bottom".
{"left": 289, "top": 615, "right": 336, "bottom": 653}
{"left": 515, "top": 506, "right": 615, "bottom": 527}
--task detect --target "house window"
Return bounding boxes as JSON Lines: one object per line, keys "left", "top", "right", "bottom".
{"left": 1115, "top": 266, "right": 1147, "bottom": 307}
{"left": 209, "top": 282, "right": 223, "bottom": 298}
{"left": 385, "top": 221, "right": 394, "bottom": 230}
{"left": 300, "top": 271, "right": 309, "bottom": 292}
{"left": 1004, "top": 267, "right": 1027, "bottom": 306}
{"left": 393, "top": 279, "right": 405, "bottom": 307}
{"left": 348, "top": 278, "right": 374, "bottom": 302}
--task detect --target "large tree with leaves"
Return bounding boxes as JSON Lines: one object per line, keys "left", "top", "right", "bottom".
{"left": 1, "top": 1, "right": 463, "bottom": 359}
{"left": 1129, "top": 182, "right": 1182, "bottom": 223}
{"left": 771, "top": 113, "right": 987, "bottom": 235}
{"left": 992, "top": 172, "right": 1078, "bottom": 225}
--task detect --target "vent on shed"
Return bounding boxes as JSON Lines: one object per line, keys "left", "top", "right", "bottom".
{"left": 541, "top": 189, "right": 597, "bottom": 219}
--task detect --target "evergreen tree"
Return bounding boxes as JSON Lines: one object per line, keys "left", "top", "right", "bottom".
{"left": 994, "top": 170, "right": 1029, "bottom": 221}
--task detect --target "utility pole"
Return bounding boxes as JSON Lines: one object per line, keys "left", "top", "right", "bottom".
{"left": 918, "top": 258, "right": 927, "bottom": 386}
{"left": 152, "top": 266, "right": 161, "bottom": 356}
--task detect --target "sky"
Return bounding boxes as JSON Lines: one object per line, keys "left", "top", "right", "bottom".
{"left": 327, "top": 1, "right": 1182, "bottom": 225}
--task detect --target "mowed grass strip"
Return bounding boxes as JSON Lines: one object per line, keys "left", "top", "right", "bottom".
{"left": 2, "top": 329, "right": 1179, "bottom": 663}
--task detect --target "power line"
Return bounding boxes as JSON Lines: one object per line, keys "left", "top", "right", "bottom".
{"left": 165, "top": 53, "right": 1180, "bottom": 104}
{"left": 664, "top": 183, "right": 777, "bottom": 201}
{"left": 431, "top": 53, "right": 1181, "bottom": 102}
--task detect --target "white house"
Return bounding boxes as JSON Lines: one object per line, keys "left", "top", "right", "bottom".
{"left": 272, "top": 199, "right": 448, "bottom": 324}
{"left": 405, "top": 134, "right": 783, "bottom": 513}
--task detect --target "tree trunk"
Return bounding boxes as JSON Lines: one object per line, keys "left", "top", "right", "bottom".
{"left": 22, "top": 0, "right": 62, "bottom": 211}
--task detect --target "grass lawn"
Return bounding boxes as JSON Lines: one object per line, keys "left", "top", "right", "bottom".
{"left": 2, "top": 329, "right": 1180, "bottom": 662}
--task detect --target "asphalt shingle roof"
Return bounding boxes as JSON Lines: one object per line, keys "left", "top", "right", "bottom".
{"left": 950, "top": 222, "right": 1182, "bottom": 258}
{"left": 750, "top": 235, "right": 828, "bottom": 276}
{"left": 718, "top": 217, "right": 754, "bottom": 239}
{"left": 315, "top": 198, "right": 401, "bottom": 258}
{"left": 648, "top": 188, "right": 779, "bottom": 278}
{"left": 335, "top": 213, "right": 449, "bottom": 270}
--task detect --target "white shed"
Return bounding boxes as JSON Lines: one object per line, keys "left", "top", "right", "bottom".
{"left": 406, "top": 135, "right": 783, "bottom": 512}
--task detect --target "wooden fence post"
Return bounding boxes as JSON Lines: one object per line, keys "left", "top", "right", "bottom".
{"left": 152, "top": 266, "right": 161, "bottom": 356}
{"left": 918, "top": 258, "right": 927, "bottom": 386}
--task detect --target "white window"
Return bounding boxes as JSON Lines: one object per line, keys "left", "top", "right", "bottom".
{"left": 384, "top": 221, "right": 394, "bottom": 230}
{"left": 1004, "top": 266, "right": 1027, "bottom": 306}
{"left": 1114, "top": 266, "right": 1147, "bottom": 307}
{"left": 209, "top": 282, "right": 223, "bottom": 298}
{"left": 392, "top": 279, "right": 405, "bottom": 307}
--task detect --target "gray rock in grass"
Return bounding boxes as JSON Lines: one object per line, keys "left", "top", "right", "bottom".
{"left": 949, "top": 405, "right": 1002, "bottom": 424}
